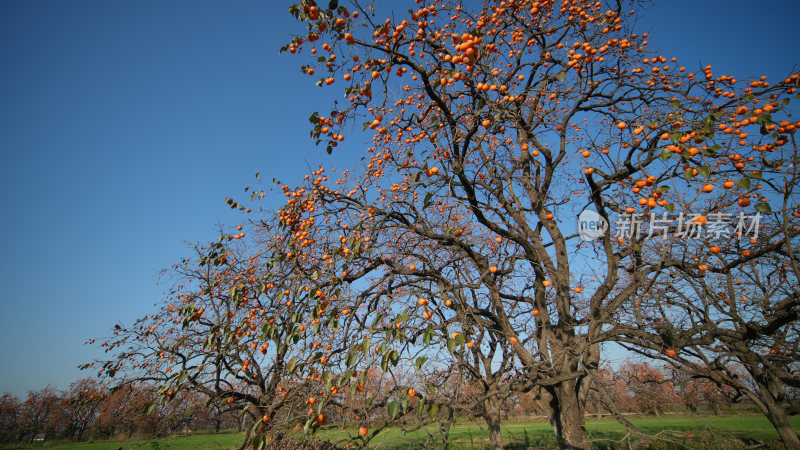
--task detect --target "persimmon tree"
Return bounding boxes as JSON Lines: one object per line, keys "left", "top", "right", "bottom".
{"left": 261, "top": 172, "right": 562, "bottom": 447}
{"left": 279, "top": 0, "right": 800, "bottom": 447}
{"left": 612, "top": 206, "right": 800, "bottom": 446}
{"left": 602, "top": 73, "right": 800, "bottom": 445}
{"left": 85, "top": 212, "right": 383, "bottom": 449}
{"left": 62, "top": 378, "right": 105, "bottom": 440}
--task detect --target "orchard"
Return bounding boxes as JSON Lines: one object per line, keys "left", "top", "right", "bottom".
{"left": 83, "top": 0, "right": 799, "bottom": 449}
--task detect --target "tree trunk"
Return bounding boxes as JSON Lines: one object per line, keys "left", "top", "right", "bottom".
{"left": 759, "top": 388, "right": 800, "bottom": 449}
{"left": 548, "top": 382, "right": 589, "bottom": 449}
{"left": 483, "top": 396, "right": 503, "bottom": 450}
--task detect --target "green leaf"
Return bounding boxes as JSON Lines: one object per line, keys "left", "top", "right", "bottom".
{"left": 346, "top": 350, "right": 357, "bottom": 367}
{"left": 250, "top": 418, "right": 262, "bottom": 438}
{"left": 454, "top": 333, "right": 466, "bottom": 346}
{"left": 703, "top": 115, "right": 715, "bottom": 133}
{"left": 322, "top": 371, "right": 334, "bottom": 389}
{"left": 447, "top": 339, "right": 457, "bottom": 355}
{"left": 303, "top": 417, "right": 314, "bottom": 434}
{"left": 660, "top": 148, "right": 672, "bottom": 160}
{"left": 144, "top": 403, "right": 156, "bottom": 415}
{"left": 697, "top": 165, "right": 710, "bottom": 179}
{"left": 683, "top": 167, "right": 693, "bottom": 181}
{"left": 736, "top": 178, "right": 751, "bottom": 190}
{"left": 665, "top": 203, "right": 675, "bottom": 212}
{"left": 400, "top": 396, "right": 409, "bottom": 412}
{"left": 428, "top": 403, "right": 439, "bottom": 419}
{"left": 415, "top": 357, "right": 428, "bottom": 371}
{"left": 388, "top": 400, "right": 400, "bottom": 420}
{"left": 423, "top": 192, "right": 434, "bottom": 209}
{"left": 252, "top": 436, "right": 265, "bottom": 450}
{"left": 749, "top": 171, "right": 762, "bottom": 179}
{"left": 286, "top": 357, "right": 297, "bottom": 374}
{"left": 755, "top": 203, "right": 772, "bottom": 214}
{"left": 380, "top": 352, "right": 390, "bottom": 372}
{"left": 423, "top": 329, "right": 433, "bottom": 345}
{"left": 555, "top": 71, "right": 567, "bottom": 82}
{"left": 361, "top": 338, "right": 371, "bottom": 354}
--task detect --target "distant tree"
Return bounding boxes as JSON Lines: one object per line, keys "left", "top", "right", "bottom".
{"left": 614, "top": 361, "right": 678, "bottom": 415}
{"left": 668, "top": 367, "right": 740, "bottom": 415}
{"left": 17, "top": 387, "right": 60, "bottom": 443}
{"left": 0, "top": 393, "right": 21, "bottom": 443}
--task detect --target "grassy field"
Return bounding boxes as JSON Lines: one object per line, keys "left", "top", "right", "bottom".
{"left": 323, "top": 414, "right": 800, "bottom": 449}
{"left": 5, "top": 414, "right": 799, "bottom": 449}
{"left": 0, "top": 431, "right": 244, "bottom": 450}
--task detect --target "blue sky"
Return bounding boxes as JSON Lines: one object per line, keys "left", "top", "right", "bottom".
{"left": 0, "top": 0, "right": 797, "bottom": 397}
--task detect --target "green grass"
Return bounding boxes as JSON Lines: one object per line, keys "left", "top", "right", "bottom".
{"left": 318, "top": 414, "right": 800, "bottom": 449}
{"left": 0, "top": 430, "right": 244, "bottom": 450}
{"left": 7, "top": 415, "right": 799, "bottom": 449}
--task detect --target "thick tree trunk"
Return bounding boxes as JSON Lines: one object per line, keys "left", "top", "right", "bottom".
{"left": 483, "top": 396, "right": 503, "bottom": 450}
{"left": 548, "top": 382, "right": 589, "bottom": 449}
{"left": 760, "top": 389, "right": 800, "bottom": 449}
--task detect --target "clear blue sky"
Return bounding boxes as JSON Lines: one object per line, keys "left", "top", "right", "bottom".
{"left": 0, "top": 0, "right": 797, "bottom": 397}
